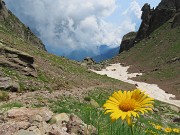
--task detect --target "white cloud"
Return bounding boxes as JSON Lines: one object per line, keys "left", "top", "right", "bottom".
{"left": 5, "top": 0, "right": 141, "bottom": 56}
{"left": 122, "top": 0, "right": 141, "bottom": 19}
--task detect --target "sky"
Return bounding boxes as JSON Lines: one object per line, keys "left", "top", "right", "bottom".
{"left": 5, "top": 0, "right": 160, "bottom": 57}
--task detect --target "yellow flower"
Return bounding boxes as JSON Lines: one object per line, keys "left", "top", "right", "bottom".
{"left": 164, "top": 127, "right": 172, "bottom": 133}
{"left": 103, "top": 89, "right": 154, "bottom": 125}
{"left": 173, "top": 128, "right": 180, "bottom": 133}
{"left": 155, "top": 125, "right": 162, "bottom": 130}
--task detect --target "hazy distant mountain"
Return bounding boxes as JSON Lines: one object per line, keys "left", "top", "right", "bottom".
{"left": 65, "top": 49, "right": 96, "bottom": 61}
{"left": 93, "top": 45, "right": 119, "bottom": 62}
{"left": 65, "top": 45, "right": 119, "bottom": 62}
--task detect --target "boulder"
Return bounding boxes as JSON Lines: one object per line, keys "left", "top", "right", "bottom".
{"left": 7, "top": 107, "right": 53, "bottom": 122}
{"left": 0, "top": 77, "right": 20, "bottom": 92}
{"left": 66, "top": 114, "right": 97, "bottom": 135}
{"left": 50, "top": 113, "right": 69, "bottom": 124}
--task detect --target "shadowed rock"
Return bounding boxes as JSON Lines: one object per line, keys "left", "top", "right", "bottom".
{"left": 119, "top": 32, "right": 137, "bottom": 53}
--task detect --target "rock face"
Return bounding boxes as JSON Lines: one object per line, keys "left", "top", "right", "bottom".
{"left": 0, "top": 43, "right": 37, "bottom": 77}
{"left": 119, "top": 32, "right": 137, "bottom": 53}
{"left": 0, "top": 107, "right": 97, "bottom": 135}
{"left": 119, "top": 0, "right": 180, "bottom": 52}
{"left": 136, "top": 0, "right": 177, "bottom": 42}
{"left": 172, "top": 0, "right": 180, "bottom": 28}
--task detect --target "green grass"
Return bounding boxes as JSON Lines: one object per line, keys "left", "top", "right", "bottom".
{"left": 0, "top": 91, "right": 9, "bottom": 101}
{"left": 0, "top": 102, "right": 23, "bottom": 111}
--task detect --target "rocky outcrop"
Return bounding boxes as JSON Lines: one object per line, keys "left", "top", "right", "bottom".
{"left": 119, "top": 32, "right": 136, "bottom": 53}
{"left": 136, "top": 0, "right": 176, "bottom": 42}
{"left": 119, "top": 0, "right": 180, "bottom": 53}
{"left": 0, "top": 43, "right": 37, "bottom": 77}
{"left": 0, "top": 107, "right": 97, "bottom": 135}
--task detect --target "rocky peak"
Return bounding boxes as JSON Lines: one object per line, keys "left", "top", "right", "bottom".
{"left": 119, "top": 0, "right": 180, "bottom": 53}
{"left": 136, "top": 0, "right": 177, "bottom": 42}
{"left": 141, "top": 3, "right": 152, "bottom": 24}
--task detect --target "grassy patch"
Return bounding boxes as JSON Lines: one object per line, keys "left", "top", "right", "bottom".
{"left": 0, "top": 102, "right": 23, "bottom": 111}
{"left": 0, "top": 91, "right": 9, "bottom": 101}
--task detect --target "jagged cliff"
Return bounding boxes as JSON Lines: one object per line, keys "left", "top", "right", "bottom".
{"left": 120, "top": 0, "right": 180, "bottom": 52}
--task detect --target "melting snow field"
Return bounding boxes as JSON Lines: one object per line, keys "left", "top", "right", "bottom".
{"left": 91, "top": 63, "right": 180, "bottom": 107}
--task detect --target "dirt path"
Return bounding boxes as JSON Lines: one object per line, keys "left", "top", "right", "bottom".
{"left": 90, "top": 63, "right": 180, "bottom": 107}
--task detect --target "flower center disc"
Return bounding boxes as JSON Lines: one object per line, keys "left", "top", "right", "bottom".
{"left": 119, "top": 99, "right": 136, "bottom": 112}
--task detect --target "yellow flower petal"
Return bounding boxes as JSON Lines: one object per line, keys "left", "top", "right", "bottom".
{"left": 103, "top": 89, "right": 154, "bottom": 125}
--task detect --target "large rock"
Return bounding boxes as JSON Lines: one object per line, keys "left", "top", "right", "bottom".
{"left": 0, "top": 43, "right": 37, "bottom": 77}
{"left": 50, "top": 113, "right": 69, "bottom": 124}
{"left": 7, "top": 107, "right": 53, "bottom": 122}
{"left": 0, "top": 77, "right": 20, "bottom": 92}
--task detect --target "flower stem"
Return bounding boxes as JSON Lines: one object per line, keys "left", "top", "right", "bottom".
{"left": 130, "top": 125, "right": 134, "bottom": 135}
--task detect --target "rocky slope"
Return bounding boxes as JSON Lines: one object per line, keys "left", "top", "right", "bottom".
{"left": 111, "top": 0, "right": 180, "bottom": 99}
{"left": 0, "top": 0, "right": 46, "bottom": 50}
